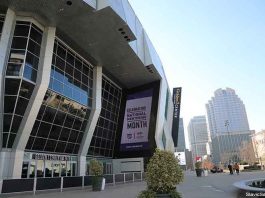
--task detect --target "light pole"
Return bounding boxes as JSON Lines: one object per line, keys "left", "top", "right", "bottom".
{"left": 225, "top": 120, "right": 233, "bottom": 163}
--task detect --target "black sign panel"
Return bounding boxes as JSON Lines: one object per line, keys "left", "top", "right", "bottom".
{"left": 32, "top": 153, "right": 70, "bottom": 161}
{"left": 172, "top": 87, "right": 182, "bottom": 147}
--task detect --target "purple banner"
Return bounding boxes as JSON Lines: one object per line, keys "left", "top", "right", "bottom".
{"left": 120, "top": 89, "right": 153, "bottom": 151}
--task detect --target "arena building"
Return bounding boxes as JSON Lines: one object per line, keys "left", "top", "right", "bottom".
{"left": 0, "top": 0, "right": 174, "bottom": 179}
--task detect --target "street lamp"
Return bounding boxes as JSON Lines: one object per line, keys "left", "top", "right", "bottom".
{"left": 225, "top": 120, "right": 233, "bottom": 163}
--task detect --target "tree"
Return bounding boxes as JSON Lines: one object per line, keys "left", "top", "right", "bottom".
{"left": 239, "top": 141, "right": 256, "bottom": 165}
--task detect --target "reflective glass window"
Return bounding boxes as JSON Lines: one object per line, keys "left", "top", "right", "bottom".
{"left": 4, "top": 96, "right": 17, "bottom": 113}
{"left": 23, "top": 65, "right": 37, "bottom": 82}
{"left": 53, "top": 161, "right": 60, "bottom": 177}
{"left": 15, "top": 97, "right": 29, "bottom": 115}
{"left": 11, "top": 115, "right": 23, "bottom": 133}
{"left": 8, "top": 49, "right": 26, "bottom": 64}
{"left": 55, "top": 142, "right": 66, "bottom": 153}
{"left": 7, "top": 133, "right": 16, "bottom": 148}
{"left": 25, "top": 51, "right": 39, "bottom": 69}
{"left": 37, "top": 122, "right": 52, "bottom": 138}
{"left": 68, "top": 130, "right": 78, "bottom": 143}
{"left": 53, "top": 79, "right": 63, "bottom": 93}
{"left": 49, "top": 125, "right": 62, "bottom": 140}
{"left": 45, "top": 161, "right": 53, "bottom": 177}
{"left": 2, "top": 133, "right": 8, "bottom": 147}
{"left": 27, "top": 39, "right": 41, "bottom": 57}
{"left": 30, "top": 26, "right": 42, "bottom": 44}
{"left": 31, "top": 121, "right": 40, "bottom": 136}
{"left": 14, "top": 24, "right": 30, "bottom": 37}
{"left": 88, "top": 76, "right": 122, "bottom": 157}
{"left": 11, "top": 37, "right": 28, "bottom": 49}
{"left": 42, "top": 106, "right": 56, "bottom": 123}
{"left": 53, "top": 111, "right": 66, "bottom": 125}
{"left": 65, "top": 143, "right": 75, "bottom": 154}
{"left": 3, "top": 114, "right": 12, "bottom": 132}
{"left": 57, "top": 44, "right": 66, "bottom": 59}
{"left": 19, "top": 80, "right": 34, "bottom": 99}
{"left": 64, "top": 115, "right": 74, "bottom": 128}
{"left": 32, "top": 137, "right": 46, "bottom": 151}
{"left": 59, "top": 128, "right": 71, "bottom": 141}
{"left": 37, "top": 160, "right": 44, "bottom": 177}
{"left": 5, "top": 78, "right": 21, "bottom": 95}
{"left": 6, "top": 63, "right": 23, "bottom": 76}
{"left": 45, "top": 140, "right": 57, "bottom": 152}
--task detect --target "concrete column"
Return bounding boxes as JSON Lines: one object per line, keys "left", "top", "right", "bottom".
{"left": 155, "top": 79, "right": 167, "bottom": 150}
{"left": 78, "top": 66, "right": 102, "bottom": 176}
{"left": 8, "top": 26, "right": 56, "bottom": 179}
{"left": 0, "top": 9, "right": 16, "bottom": 148}
{"left": 0, "top": 9, "right": 16, "bottom": 180}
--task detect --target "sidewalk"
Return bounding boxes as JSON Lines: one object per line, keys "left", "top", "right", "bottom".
{"left": 2, "top": 182, "right": 147, "bottom": 198}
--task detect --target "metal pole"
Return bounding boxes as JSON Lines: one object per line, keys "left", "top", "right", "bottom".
{"left": 33, "top": 177, "right": 37, "bottom": 195}
{"left": 0, "top": 180, "right": 3, "bottom": 194}
{"left": 60, "top": 177, "right": 63, "bottom": 192}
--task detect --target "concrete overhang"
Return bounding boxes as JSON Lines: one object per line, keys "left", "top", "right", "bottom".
{"left": 0, "top": 0, "right": 161, "bottom": 88}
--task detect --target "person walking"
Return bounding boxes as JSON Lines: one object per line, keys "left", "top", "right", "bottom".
{"left": 234, "top": 163, "right": 240, "bottom": 175}
{"left": 228, "top": 164, "right": 233, "bottom": 175}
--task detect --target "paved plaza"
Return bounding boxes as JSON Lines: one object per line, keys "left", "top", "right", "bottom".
{"left": 2, "top": 171, "right": 265, "bottom": 198}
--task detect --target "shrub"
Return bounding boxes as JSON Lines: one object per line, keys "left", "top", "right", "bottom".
{"left": 145, "top": 149, "right": 184, "bottom": 194}
{"left": 137, "top": 190, "right": 156, "bottom": 198}
{"left": 90, "top": 159, "right": 103, "bottom": 176}
{"left": 169, "top": 190, "right": 182, "bottom": 198}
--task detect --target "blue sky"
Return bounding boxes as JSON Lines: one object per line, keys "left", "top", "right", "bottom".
{"left": 129, "top": 0, "right": 265, "bottom": 137}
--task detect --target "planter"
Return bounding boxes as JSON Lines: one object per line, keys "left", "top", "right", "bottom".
{"left": 156, "top": 193, "right": 171, "bottom": 198}
{"left": 92, "top": 176, "right": 104, "bottom": 191}
{"left": 195, "top": 169, "right": 202, "bottom": 177}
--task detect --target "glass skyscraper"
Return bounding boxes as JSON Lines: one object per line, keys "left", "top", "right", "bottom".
{"left": 187, "top": 116, "right": 211, "bottom": 161}
{"left": 206, "top": 88, "right": 250, "bottom": 136}
{"left": 206, "top": 88, "right": 251, "bottom": 164}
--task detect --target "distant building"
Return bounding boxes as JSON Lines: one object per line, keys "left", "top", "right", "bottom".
{"left": 177, "top": 118, "right": 186, "bottom": 152}
{"left": 251, "top": 130, "right": 265, "bottom": 166}
{"left": 211, "top": 130, "right": 254, "bottom": 165}
{"left": 206, "top": 88, "right": 249, "bottom": 136}
{"left": 188, "top": 116, "right": 211, "bottom": 162}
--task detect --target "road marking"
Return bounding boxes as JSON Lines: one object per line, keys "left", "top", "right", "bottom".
{"left": 214, "top": 189, "right": 224, "bottom": 192}
{"left": 201, "top": 185, "right": 224, "bottom": 192}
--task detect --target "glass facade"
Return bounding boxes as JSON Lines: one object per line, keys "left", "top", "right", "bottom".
{"left": 0, "top": 15, "right": 4, "bottom": 38}
{"left": 26, "top": 38, "right": 93, "bottom": 154}
{"left": 88, "top": 76, "right": 122, "bottom": 158}
{"left": 6, "top": 21, "right": 42, "bottom": 82}
{"left": 21, "top": 153, "right": 77, "bottom": 178}
{"left": 49, "top": 39, "right": 93, "bottom": 106}
{"left": 2, "top": 21, "right": 43, "bottom": 148}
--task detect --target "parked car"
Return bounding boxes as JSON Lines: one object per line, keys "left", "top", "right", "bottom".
{"left": 210, "top": 166, "right": 223, "bottom": 173}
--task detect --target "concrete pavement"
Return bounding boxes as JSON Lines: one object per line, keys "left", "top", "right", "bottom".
{"left": 2, "top": 171, "right": 265, "bottom": 198}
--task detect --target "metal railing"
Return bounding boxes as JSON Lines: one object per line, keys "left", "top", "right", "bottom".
{"left": 0, "top": 172, "right": 145, "bottom": 195}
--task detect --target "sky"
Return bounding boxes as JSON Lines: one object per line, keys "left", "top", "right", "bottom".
{"left": 128, "top": 0, "right": 265, "bottom": 145}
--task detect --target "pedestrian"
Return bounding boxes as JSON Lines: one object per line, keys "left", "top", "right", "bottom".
{"left": 234, "top": 163, "right": 239, "bottom": 175}
{"left": 228, "top": 164, "right": 233, "bottom": 175}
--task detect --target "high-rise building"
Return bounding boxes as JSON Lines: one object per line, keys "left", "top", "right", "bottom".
{"left": 177, "top": 118, "right": 186, "bottom": 152}
{"left": 187, "top": 116, "right": 211, "bottom": 161}
{"left": 206, "top": 88, "right": 249, "bottom": 136}
{"left": 0, "top": 0, "right": 175, "bottom": 180}
{"left": 206, "top": 88, "right": 251, "bottom": 164}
